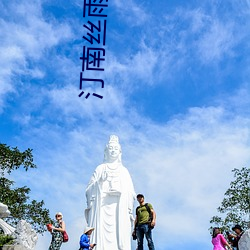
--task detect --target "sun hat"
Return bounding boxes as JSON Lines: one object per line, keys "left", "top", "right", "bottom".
{"left": 84, "top": 227, "right": 95, "bottom": 234}
{"left": 55, "top": 212, "right": 63, "bottom": 218}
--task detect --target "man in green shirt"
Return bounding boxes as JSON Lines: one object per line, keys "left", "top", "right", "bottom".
{"left": 133, "top": 194, "right": 156, "bottom": 250}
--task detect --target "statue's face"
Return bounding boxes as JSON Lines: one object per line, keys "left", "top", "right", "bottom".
{"left": 107, "top": 142, "right": 121, "bottom": 160}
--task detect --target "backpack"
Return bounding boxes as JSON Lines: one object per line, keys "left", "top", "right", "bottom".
{"left": 136, "top": 203, "right": 154, "bottom": 229}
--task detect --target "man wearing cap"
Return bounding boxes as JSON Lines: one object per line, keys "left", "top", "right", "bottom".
{"left": 133, "top": 194, "right": 156, "bottom": 250}
{"left": 79, "top": 227, "right": 96, "bottom": 250}
{"left": 230, "top": 225, "right": 244, "bottom": 250}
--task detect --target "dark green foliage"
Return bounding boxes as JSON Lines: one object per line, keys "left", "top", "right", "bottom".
{"left": 210, "top": 167, "right": 250, "bottom": 232}
{"left": 0, "top": 143, "right": 52, "bottom": 233}
{"left": 0, "top": 144, "right": 36, "bottom": 175}
{"left": 0, "top": 234, "right": 14, "bottom": 246}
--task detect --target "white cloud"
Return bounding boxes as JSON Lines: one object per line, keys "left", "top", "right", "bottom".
{"left": 155, "top": 7, "right": 243, "bottom": 68}
{"left": 0, "top": 0, "right": 73, "bottom": 111}
{"left": 196, "top": 20, "right": 235, "bottom": 63}
{"left": 189, "top": 8, "right": 210, "bottom": 33}
{"left": 106, "top": 43, "right": 159, "bottom": 89}
{"left": 126, "top": 43, "right": 158, "bottom": 85}
{"left": 47, "top": 83, "right": 127, "bottom": 120}
{"left": 113, "top": 0, "right": 149, "bottom": 26}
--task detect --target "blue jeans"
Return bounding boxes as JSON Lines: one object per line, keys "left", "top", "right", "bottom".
{"left": 136, "top": 223, "right": 155, "bottom": 250}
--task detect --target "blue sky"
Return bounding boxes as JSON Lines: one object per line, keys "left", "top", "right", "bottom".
{"left": 1, "top": 0, "right": 250, "bottom": 249}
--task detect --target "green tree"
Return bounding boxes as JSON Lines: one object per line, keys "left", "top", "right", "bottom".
{"left": 210, "top": 167, "right": 250, "bottom": 232}
{"left": 0, "top": 143, "right": 52, "bottom": 233}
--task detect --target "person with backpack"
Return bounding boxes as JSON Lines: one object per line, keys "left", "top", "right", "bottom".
{"left": 132, "top": 194, "right": 156, "bottom": 250}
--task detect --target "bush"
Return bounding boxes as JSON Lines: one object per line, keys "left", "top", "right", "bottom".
{"left": 0, "top": 234, "right": 14, "bottom": 247}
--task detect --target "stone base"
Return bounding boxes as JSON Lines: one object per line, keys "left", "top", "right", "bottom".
{"left": 2, "top": 245, "right": 26, "bottom": 250}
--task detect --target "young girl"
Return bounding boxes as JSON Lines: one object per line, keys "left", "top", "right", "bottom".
{"left": 212, "top": 227, "right": 232, "bottom": 250}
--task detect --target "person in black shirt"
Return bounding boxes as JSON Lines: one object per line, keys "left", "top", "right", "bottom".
{"left": 228, "top": 225, "right": 244, "bottom": 250}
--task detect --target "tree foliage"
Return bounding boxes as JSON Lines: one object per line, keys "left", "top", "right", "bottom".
{"left": 0, "top": 143, "right": 52, "bottom": 233}
{"left": 0, "top": 234, "right": 14, "bottom": 246}
{"left": 0, "top": 144, "right": 36, "bottom": 175}
{"left": 210, "top": 167, "right": 250, "bottom": 232}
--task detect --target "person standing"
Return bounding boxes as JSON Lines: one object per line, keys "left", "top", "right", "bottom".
{"left": 133, "top": 194, "right": 156, "bottom": 250}
{"left": 48, "top": 212, "right": 66, "bottom": 250}
{"left": 231, "top": 225, "right": 244, "bottom": 250}
{"left": 211, "top": 227, "right": 232, "bottom": 250}
{"left": 79, "top": 227, "right": 96, "bottom": 250}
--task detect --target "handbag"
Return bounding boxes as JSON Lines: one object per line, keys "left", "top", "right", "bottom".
{"left": 132, "top": 230, "right": 137, "bottom": 240}
{"left": 62, "top": 231, "right": 69, "bottom": 242}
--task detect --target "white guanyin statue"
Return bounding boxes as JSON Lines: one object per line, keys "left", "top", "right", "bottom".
{"left": 85, "top": 135, "right": 136, "bottom": 250}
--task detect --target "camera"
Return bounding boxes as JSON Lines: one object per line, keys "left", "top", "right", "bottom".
{"left": 132, "top": 231, "right": 137, "bottom": 240}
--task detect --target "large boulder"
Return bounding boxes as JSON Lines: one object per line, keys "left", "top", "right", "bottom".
{"left": 239, "top": 229, "right": 250, "bottom": 250}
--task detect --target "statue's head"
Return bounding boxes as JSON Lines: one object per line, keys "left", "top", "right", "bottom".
{"left": 104, "top": 135, "right": 122, "bottom": 163}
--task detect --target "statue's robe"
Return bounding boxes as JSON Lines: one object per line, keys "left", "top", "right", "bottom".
{"left": 85, "top": 163, "right": 136, "bottom": 250}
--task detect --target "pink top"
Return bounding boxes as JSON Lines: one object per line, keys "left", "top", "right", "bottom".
{"left": 212, "top": 234, "right": 227, "bottom": 250}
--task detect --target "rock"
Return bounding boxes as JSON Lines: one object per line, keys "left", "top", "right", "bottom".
{"left": 238, "top": 229, "right": 250, "bottom": 250}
